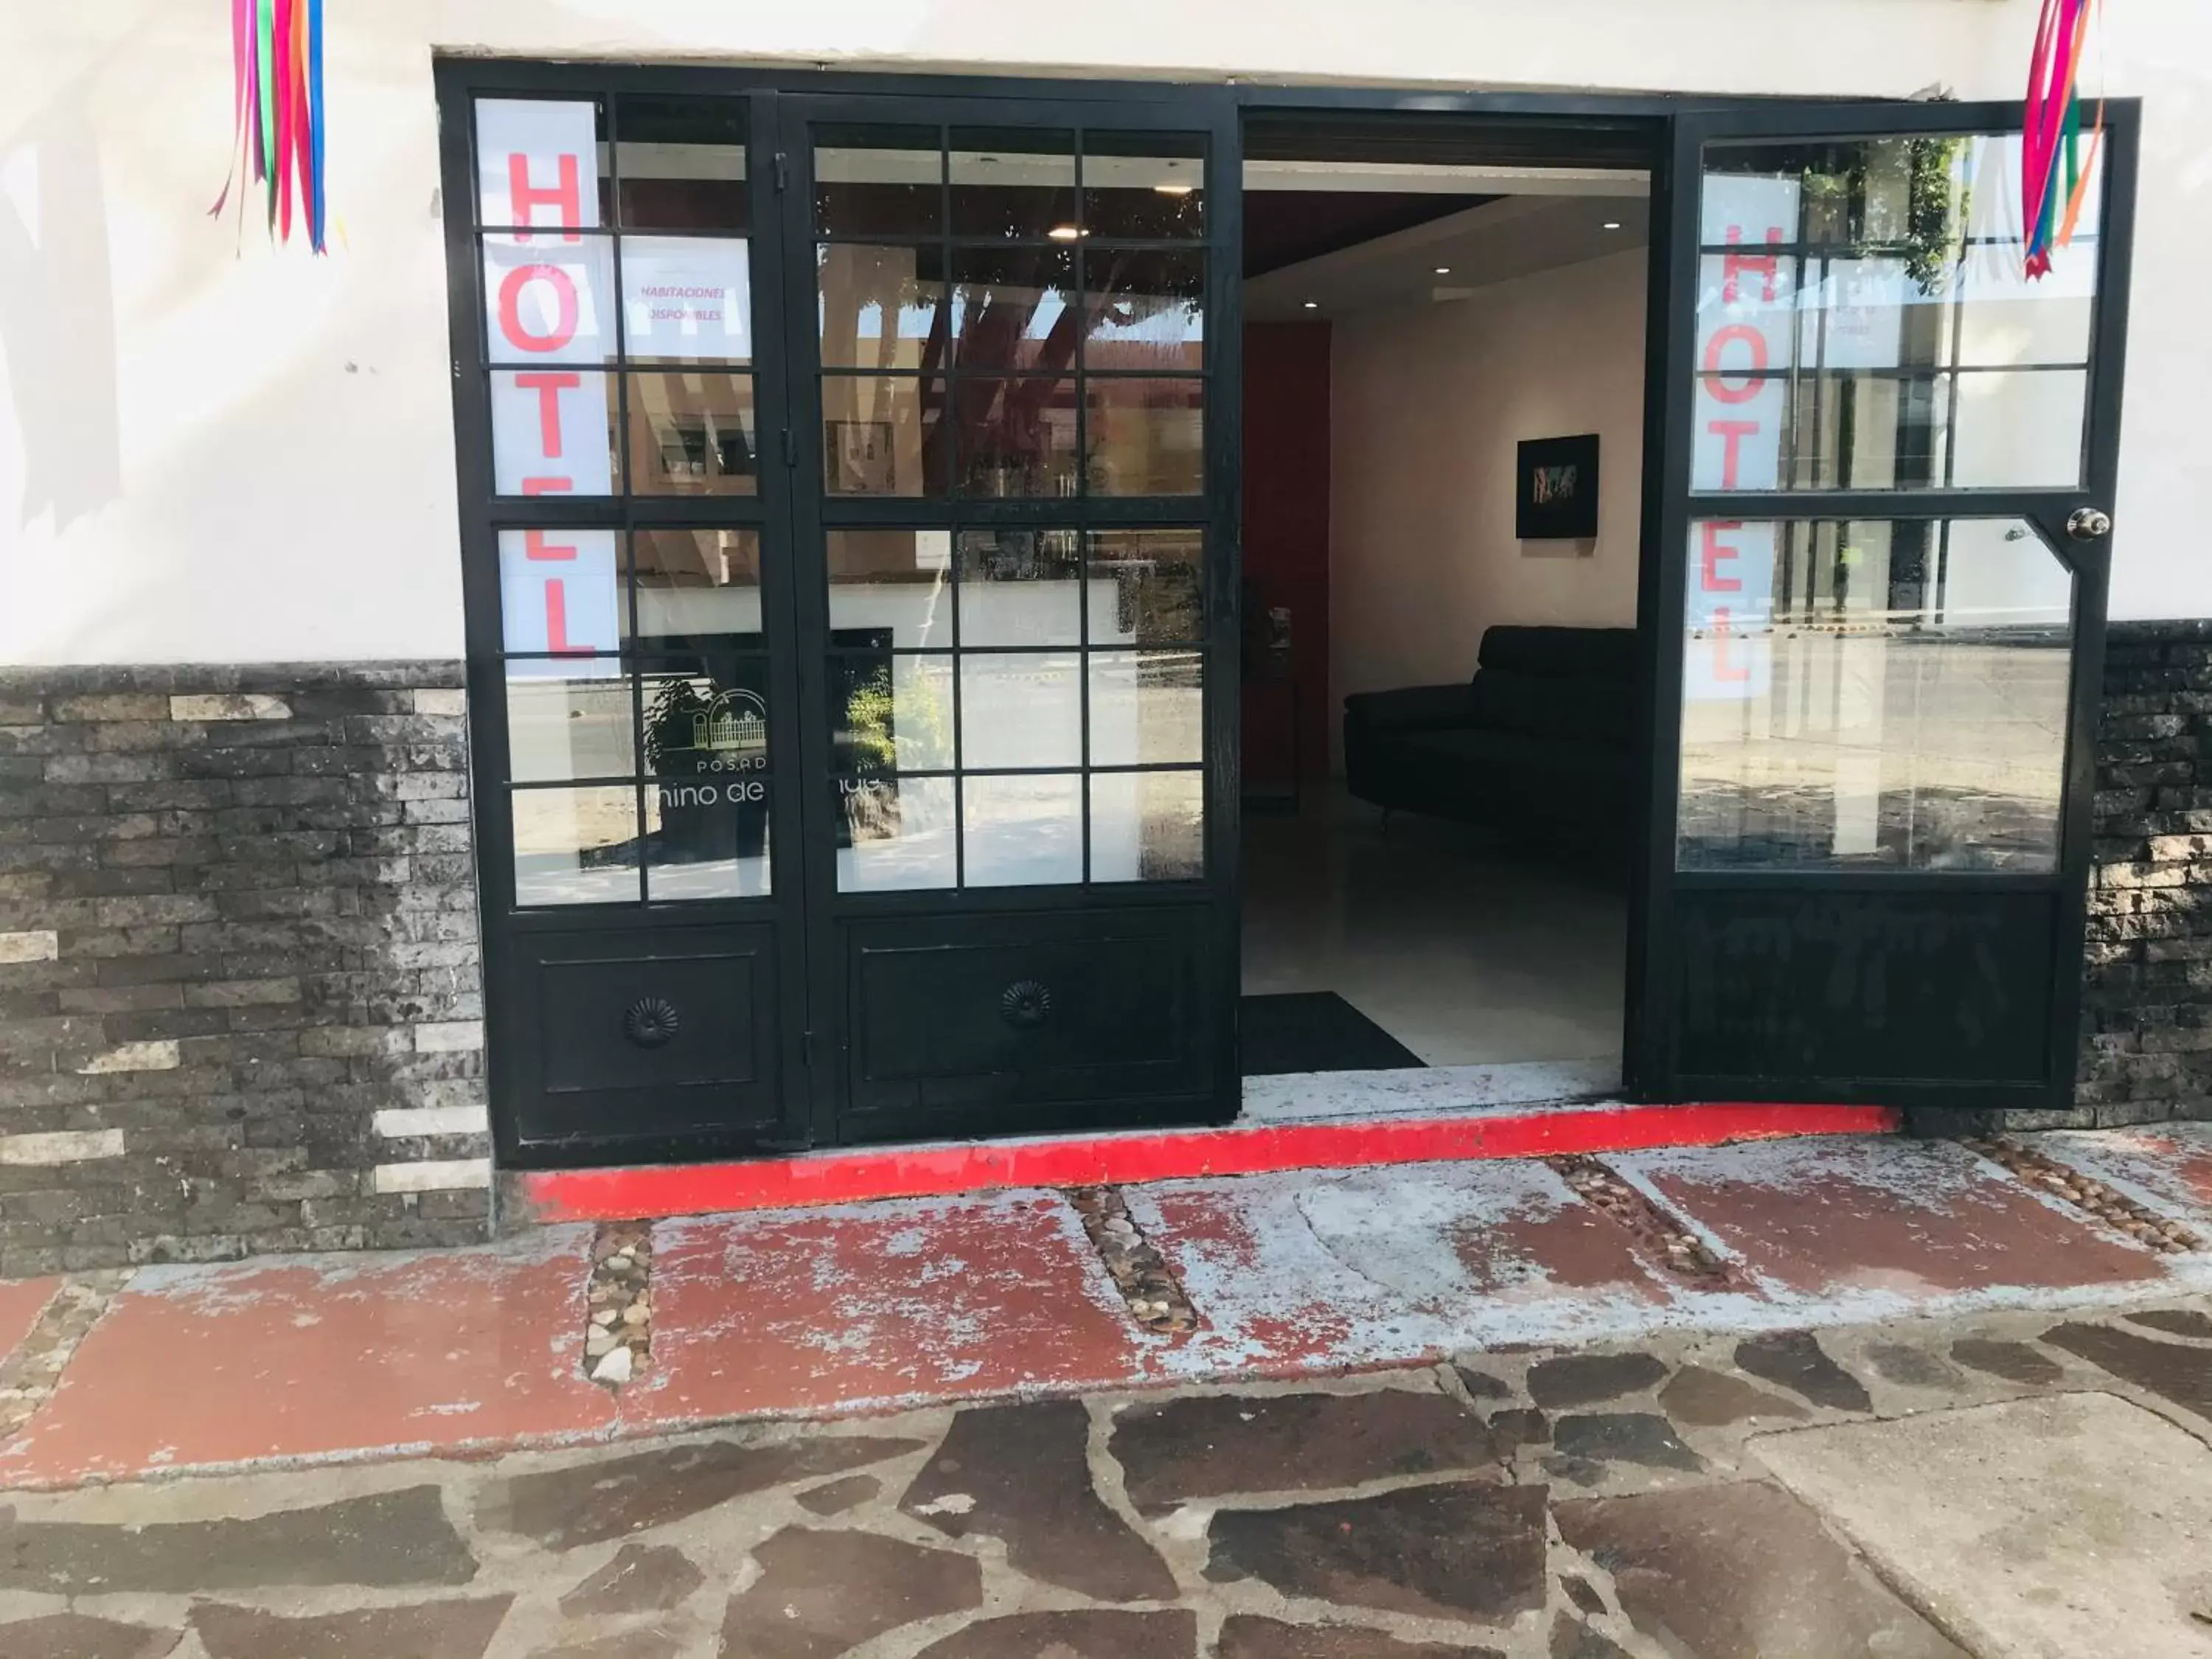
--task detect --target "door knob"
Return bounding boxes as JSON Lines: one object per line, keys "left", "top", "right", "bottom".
{"left": 2068, "top": 507, "right": 2112, "bottom": 541}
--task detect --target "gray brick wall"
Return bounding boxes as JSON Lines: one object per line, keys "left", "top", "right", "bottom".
{"left": 0, "top": 664, "right": 491, "bottom": 1273}
{"left": 2067, "top": 619, "right": 2212, "bottom": 1130}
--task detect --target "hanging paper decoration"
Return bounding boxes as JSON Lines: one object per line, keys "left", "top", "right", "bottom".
{"left": 211, "top": 0, "right": 329, "bottom": 252}
{"left": 2021, "top": 0, "right": 2102, "bottom": 279}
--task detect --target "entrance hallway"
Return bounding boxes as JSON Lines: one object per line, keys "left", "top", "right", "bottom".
{"left": 1241, "top": 789, "right": 1628, "bottom": 1072}
{"left": 4, "top": 1125, "right": 2211, "bottom": 1490}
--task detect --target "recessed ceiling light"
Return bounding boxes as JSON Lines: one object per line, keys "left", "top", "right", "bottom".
{"left": 1602, "top": 220, "right": 1623, "bottom": 231}
{"left": 1152, "top": 183, "right": 1196, "bottom": 198}
{"left": 1047, "top": 224, "right": 1084, "bottom": 241}
{"left": 1433, "top": 265, "right": 1452, "bottom": 275}
{"left": 1302, "top": 300, "right": 1318, "bottom": 310}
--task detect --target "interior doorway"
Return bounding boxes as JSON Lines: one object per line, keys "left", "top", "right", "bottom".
{"left": 1233, "top": 118, "right": 1658, "bottom": 1109}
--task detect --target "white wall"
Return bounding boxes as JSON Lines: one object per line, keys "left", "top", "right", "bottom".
{"left": 1330, "top": 248, "right": 1646, "bottom": 743}
{"left": 3, "top": 0, "right": 2209, "bottom": 662}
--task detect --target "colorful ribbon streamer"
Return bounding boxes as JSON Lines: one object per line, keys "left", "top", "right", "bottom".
{"left": 2022, "top": 0, "right": 2102, "bottom": 279}
{"left": 211, "top": 0, "right": 328, "bottom": 252}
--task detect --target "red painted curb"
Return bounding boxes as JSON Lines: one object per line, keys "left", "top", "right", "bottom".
{"left": 518, "top": 1100, "right": 1901, "bottom": 1224}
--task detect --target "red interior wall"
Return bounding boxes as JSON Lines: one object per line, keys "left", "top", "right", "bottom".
{"left": 1240, "top": 321, "right": 1333, "bottom": 782}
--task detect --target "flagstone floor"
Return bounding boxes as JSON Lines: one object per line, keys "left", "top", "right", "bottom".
{"left": 3, "top": 1124, "right": 2212, "bottom": 1655}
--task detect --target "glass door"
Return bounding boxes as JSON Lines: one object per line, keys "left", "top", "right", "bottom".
{"left": 774, "top": 92, "right": 1243, "bottom": 1144}
{"left": 1632, "top": 102, "right": 2138, "bottom": 1111}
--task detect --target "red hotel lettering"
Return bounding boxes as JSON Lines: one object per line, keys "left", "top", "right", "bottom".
{"left": 1700, "top": 521, "right": 1745, "bottom": 593}
{"left": 1722, "top": 226, "right": 1784, "bottom": 302}
{"left": 1709, "top": 608, "right": 1751, "bottom": 684}
{"left": 542, "top": 580, "right": 591, "bottom": 655}
{"left": 514, "top": 372, "right": 580, "bottom": 458}
{"left": 1701, "top": 324, "right": 1769, "bottom": 402}
{"left": 507, "top": 152, "right": 582, "bottom": 242}
{"left": 522, "top": 524, "right": 575, "bottom": 563}
{"left": 498, "top": 265, "right": 579, "bottom": 354}
{"left": 1705, "top": 420, "right": 1761, "bottom": 490}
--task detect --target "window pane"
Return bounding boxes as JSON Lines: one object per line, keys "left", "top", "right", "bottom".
{"left": 957, "top": 529, "right": 1081, "bottom": 645}
{"left": 500, "top": 529, "right": 622, "bottom": 658}
{"left": 818, "top": 244, "right": 947, "bottom": 370}
{"left": 951, "top": 247, "right": 1077, "bottom": 372}
{"left": 822, "top": 377, "right": 951, "bottom": 495}
{"left": 475, "top": 99, "right": 608, "bottom": 229}
{"left": 616, "top": 95, "right": 746, "bottom": 232}
{"left": 1087, "top": 529, "right": 1204, "bottom": 644}
{"left": 1677, "top": 518, "right": 2073, "bottom": 872}
{"left": 492, "top": 369, "right": 616, "bottom": 495}
{"left": 953, "top": 378, "right": 1081, "bottom": 498}
{"left": 1083, "top": 133, "right": 1205, "bottom": 239}
{"left": 628, "top": 529, "right": 762, "bottom": 651}
{"left": 950, "top": 129, "right": 1076, "bottom": 240}
{"left": 1091, "top": 771, "right": 1203, "bottom": 881}
{"left": 513, "top": 785, "right": 639, "bottom": 905}
{"left": 1089, "top": 651, "right": 1204, "bottom": 766}
{"left": 504, "top": 664, "right": 634, "bottom": 783}
{"left": 1085, "top": 250, "right": 1205, "bottom": 372}
{"left": 640, "top": 655, "right": 772, "bottom": 900}
{"left": 624, "top": 372, "right": 757, "bottom": 495}
{"left": 960, "top": 653, "right": 1080, "bottom": 769}
{"left": 1695, "top": 132, "right": 2098, "bottom": 494}
{"left": 832, "top": 653, "right": 954, "bottom": 772}
{"left": 964, "top": 774, "right": 1083, "bottom": 886}
{"left": 829, "top": 530, "right": 953, "bottom": 648}
{"left": 815, "top": 126, "right": 942, "bottom": 237}
{"left": 483, "top": 234, "right": 617, "bottom": 365}
{"left": 838, "top": 775, "right": 956, "bottom": 891}
{"left": 1086, "top": 378, "right": 1204, "bottom": 495}
{"left": 619, "top": 236, "right": 752, "bottom": 364}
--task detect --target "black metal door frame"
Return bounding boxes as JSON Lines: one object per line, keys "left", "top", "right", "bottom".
{"left": 1627, "top": 97, "right": 2140, "bottom": 1115}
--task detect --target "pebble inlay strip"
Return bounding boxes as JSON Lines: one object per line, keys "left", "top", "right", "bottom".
{"left": 582, "top": 1223, "right": 653, "bottom": 1387}
{"left": 1545, "top": 1155, "right": 1733, "bottom": 1283}
{"left": 0, "top": 1271, "right": 128, "bottom": 1439}
{"left": 1964, "top": 1137, "right": 2205, "bottom": 1255}
{"left": 1068, "top": 1186, "right": 1200, "bottom": 1332}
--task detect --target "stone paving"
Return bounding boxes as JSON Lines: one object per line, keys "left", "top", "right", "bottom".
{"left": 5, "top": 1294, "right": 2212, "bottom": 1656}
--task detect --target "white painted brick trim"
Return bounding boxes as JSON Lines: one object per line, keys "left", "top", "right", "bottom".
{"left": 75, "top": 1040, "right": 182, "bottom": 1075}
{"left": 170, "top": 693, "right": 293, "bottom": 721}
{"left": 413, "top": 1020, "right": 484, "bottom": 1054}
{"left": 0, "top": 931, "right": 59, "bottom": 964}
{"left": 373, "top": 1158, "right": 493, "bottom": 1194}
{"left": 372, "top": 1105, "right": 490, "bottom": 1139}
{"left": 1, "top": 1129, "right": 126, "bottom": 1166}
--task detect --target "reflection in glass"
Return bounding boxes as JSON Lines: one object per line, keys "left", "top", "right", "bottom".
{"left": 1091, "top": 771, "right": 1203, "bottom": 882}
{"left": 818, "top": 244, "right": 946, "bottom": 371}
{"left": 625, "top": 372, "right": 757, "bottom": 495}
{"left": 959, "top": 653, "right": 1080, "bottom": 769}
{"left": 958, "top": 529, "right": 1080, "bottom": 645}
{"left": 963, "top": 773, "right": 1083, "bottom": 886}
{"left": 821, "top": 376, "right": 951, "bottom": 496}
{"left": 1086, "top": 378, "right": 1204, "bottom": 495}
{"left": 1087, "top": 529, "right": 1204, "bottom": 644}
{"left": 838, "top": 775, "right": 956, "bottom": 891}
{"left": 815, "top": 126, "right": 941, "bottom": 237}
{"left": 832, "top": 652, "right": 954, "bottom": 773}
{"left": 952, "top": 247, "right": 1077, "bottom": 372}
{"left": 1088, "top": 652, "right": 1204, "bottom": 766}
{"left": 1954, "top": 240, "right": 2096, "bottom": 366}
{"left": 1082, "top": 134, "right": 1206, "bottom": 239}
{"left": 1084, "top": 250, "right": 1205, "bottom": 372}
{"left": 1676, "top": 518, "right": 2073, "bottom": 872}
{"left": 512, "top": 785, "right": 640, "bottom": 905}
{"left": 950, "top": 129, "right": 1076, "bottom": 240}
{"left": 1951, "top": 369, "right": 2087, "bottom": 488}
{"left": 828, "top": 530, "right": 953, "bottom": 648}
{"left": 616, "top": 95, "right": 747, "bottom": 231}
{"left": 628, "top": 529, "right": 762, "bottom": 649}
{"left": 953, "top": 378, "right": 1081, "bottom": 498}
{"left": 505, "top": 667, "right": 634, "bottom": 783}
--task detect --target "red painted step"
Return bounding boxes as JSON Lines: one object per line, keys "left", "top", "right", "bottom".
{"left": 515, "top": 1099, "right": 1900, "bottom": 1224}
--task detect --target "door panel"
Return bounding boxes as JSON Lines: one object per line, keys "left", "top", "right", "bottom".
{"left": 776, "top": 92, "right": 1244, "bottom": 1144}
{"left": 1636, "top": 102, "right": 2138, "bottom": 1113}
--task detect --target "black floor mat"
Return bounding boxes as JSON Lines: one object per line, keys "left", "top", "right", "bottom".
{"left": 1240, "top": 992, "right": 1427, "bottom": 1077}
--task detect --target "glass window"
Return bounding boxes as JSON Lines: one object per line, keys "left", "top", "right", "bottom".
{"left": 1091, "top": 770, "right": 1203, "bottom": 882}
{"left": 1082, "top": 134, "right": 1205, "bottom": 239}
{"left": 838, "top": 775, "right": 956, "bottom": 892}
{"left": 619, "top": 236, "right": 751, "bottom": 364}
{"left": 1086, "top": 378, "right": 1204, "bottom": 495}
{"left": 1088, "top": 651, "right": 1204, "bottom": 766}
{"left": 512, "top": 785, "right": 640, "bottom": 906}
{"left": 950, "top": 129, "right": 1076, "bottom": 240}
{"left": 951, "top": 247, "right": 1077, "bottom": 372}
{"left": 1085, "top": 250, "right": 1205, "bottom": 372}
{"left": 483, "top": 235, "right": 618, "bottom": 366}
{"left": 959, "top": 653, "right": 1082, "bottom": 769}
{"left": 958, "top": 529, "right": 1081, "bottom": 646}
{"left": 1694, "top": 132, "right": 2100, "bottom": 494}
{"left": 499, "top": 529, "right": 623, "bottom": 658}
{"left": 1676, "top": 517, "right": 2073, "bottom": 872}
{"left": 506, "top": 665, "right": 634, "bottom": 783}
{"left": 819, "top": 244, "right": 947, "bottom": 371}
{"left": 475, "top": 99, "right": 608, "bottom": 230}
{"left": 963, "top": 774, "right": 1084, "bottom": 886}
{"left": 616, "top": 95, "right": 746, "bottom": 232}
{"left": 822, "top": 377, "right": 951, "bottom": 495}
{"left": 640, "top": 655, "right": 771, "bottom": 901}
{"left": 832, "top": 652, "right": 954, "bottom": 773}
{"left": 628, "top": 529, "right": 762, "bottom": 651}
{"left": 829, "top": 530, "right": 953, "bottom": 648}
{"left": 624, "top": 373, "right": 757, "bottom": 496}
{"left": 492, "top": 369, "right": 616, "bottom": 496}
{"left": 815, "top": 126, "right": 942, "bottom": 237}
{"left": 1087, "top": 529, "right": 1204, "bottom": 644}
{"left": 954, "top": 378, "right": 1082, "bottom": 498}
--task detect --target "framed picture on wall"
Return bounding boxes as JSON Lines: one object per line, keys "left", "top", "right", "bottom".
{"left": 1516, "top": 434, "right": 1600, "bottom": 540}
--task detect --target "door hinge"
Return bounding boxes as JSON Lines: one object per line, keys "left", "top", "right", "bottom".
{"left": 773, "top": 150, "right": 790, "bottom": 193}
{"left": 781, "top": 428, "right": 797, "bottom": 469}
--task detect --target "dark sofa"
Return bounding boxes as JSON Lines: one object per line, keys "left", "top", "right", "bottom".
{"left": 1343, "top": 625, "right": 1640, "bottom": 838}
